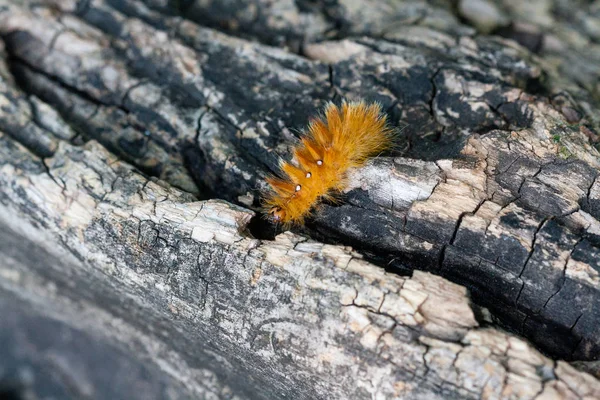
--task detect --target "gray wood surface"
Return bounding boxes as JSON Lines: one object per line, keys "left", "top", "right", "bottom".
{"left": 1, "top": 0, "right": 600, "bottom": 398}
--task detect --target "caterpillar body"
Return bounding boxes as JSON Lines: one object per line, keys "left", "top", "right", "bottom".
{"left": 263, "top": 100, "right": 394, "bottom": 226}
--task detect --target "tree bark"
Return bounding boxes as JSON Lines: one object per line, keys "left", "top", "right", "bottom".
{"left": 1, "top": 0, "right": 600, "bottom": 398}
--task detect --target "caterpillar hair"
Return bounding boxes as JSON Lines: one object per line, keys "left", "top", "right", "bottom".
{"left": 262, "top": 100, "right": 395, "bottom": 226}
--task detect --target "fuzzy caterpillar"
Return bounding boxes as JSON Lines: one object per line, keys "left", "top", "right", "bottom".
{"left": 263, "top": 100, "right": 394, "bottom": 225}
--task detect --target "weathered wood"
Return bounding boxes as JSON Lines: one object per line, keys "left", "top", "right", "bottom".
{"left": 1, "top": 0, "right": 600, "bottom": 398}
{"left": 1, "top": 135, "right": 599, "bottom": 399}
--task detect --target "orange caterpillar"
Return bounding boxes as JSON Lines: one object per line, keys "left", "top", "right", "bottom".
{"left": 263, "top": 100, "right": 394, "bottom": 225}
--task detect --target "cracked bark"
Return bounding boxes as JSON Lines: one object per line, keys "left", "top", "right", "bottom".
{"left": 1, "top": 0, "right": 600, "bottom": 398}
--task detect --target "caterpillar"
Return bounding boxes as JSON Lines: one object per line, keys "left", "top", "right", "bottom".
{"left": 263, "top": 100, "right": 394, "bottom": 226}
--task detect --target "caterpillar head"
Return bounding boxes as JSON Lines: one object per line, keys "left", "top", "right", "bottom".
{"left": 268, "top": 206, "right": 286, "bottom": 223}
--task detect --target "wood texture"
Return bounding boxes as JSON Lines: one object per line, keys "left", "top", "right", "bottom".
{"left": 1, "top": 0, "right": 600, "bottom": 398}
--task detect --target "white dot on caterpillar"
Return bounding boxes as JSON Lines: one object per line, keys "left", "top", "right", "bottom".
{"left": 295, "top": 184, "right": 301, "bottom": 192}
{"left": 306, "top": 172, "right": 312, "bottom": 178}
{"left": 317, "top": 160, "right": 323, "bottom": 166}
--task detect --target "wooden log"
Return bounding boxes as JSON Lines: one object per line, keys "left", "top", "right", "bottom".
{"left": 1, "top": 0, "right": 600, "bottom": 398}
